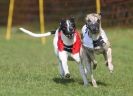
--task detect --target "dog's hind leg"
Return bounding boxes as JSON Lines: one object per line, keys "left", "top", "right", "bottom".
{"left": 86, "top": 58, "right": 97, "bottom": 87}
{"left": 90, "top": 54, "right": 97, "bottom": 70}
{"left": 91, "top": 74, "right": 98, "bottom": 87}
{"left": 83, "top": 46, "right": 97, "bottom": 70}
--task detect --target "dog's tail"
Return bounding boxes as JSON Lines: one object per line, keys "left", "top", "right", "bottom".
{"left": 19, "top": 27, "right": 55, "bottom": 38}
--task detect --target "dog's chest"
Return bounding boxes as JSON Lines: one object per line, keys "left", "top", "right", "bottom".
{"left": 94, "top": 47, "right": 104, "bottom": 54}
{"left": 61, "top": 33, "right": 76, "bottom": 45}
{"left": 92, "top": 35, "right": 106, "bottom": 54}
{"left": 57, "top": 32, "right": 81, "bottom": 54}
{"left": 92, "top": 36, "right": 104, "bottom": 47}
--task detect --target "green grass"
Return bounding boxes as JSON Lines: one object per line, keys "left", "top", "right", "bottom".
{"left": 0, "top": 27, "right": 133, "bottom": 96}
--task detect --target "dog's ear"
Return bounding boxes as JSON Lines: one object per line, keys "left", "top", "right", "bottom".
{"left": 60, "top": 18, "right": 66, "bottom": 28}
{"left": 98, "top": 12, "right": 102, "bottom": 16}
{"left": 98, "top": 12, "right": 103, "bottom": 19}
{"left": 70, "top": 16, "right": 76, "bottom": 28}
{"left": 60, "top": 18, "right": 65, "bottom": 24}
{"left": 70, "top": 16, "right": 75, "bottom": 23}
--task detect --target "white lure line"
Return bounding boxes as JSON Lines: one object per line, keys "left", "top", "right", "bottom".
{"left": 19, "top": 27, "right": 52, "bottom": 37}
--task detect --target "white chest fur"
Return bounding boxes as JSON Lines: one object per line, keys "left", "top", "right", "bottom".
{"left": 61, "top": 33, "right": 76, "bottom": 46}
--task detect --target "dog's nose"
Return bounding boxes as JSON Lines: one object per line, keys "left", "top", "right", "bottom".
{"left": 90, "top": 24, "right": 99, "bottom": 33}
{"left": 90, "top": 25, "right": 96, "bottom": 31}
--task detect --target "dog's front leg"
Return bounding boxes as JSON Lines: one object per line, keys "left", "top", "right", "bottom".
{"left": 81, "top": 48, "right": 97, "bottom": 87}
{"left": 72, "top": 53, "right": 88, "bottom": 85}
{"left": 58, "top": 51, "right": 70, "bottom": 78}
{"left": 106, "top": 47, "right": 114, "bottom": 73}
{"left": 78, "top": 63, "right": 89, "bottom": 86}
{"left": 79, "top": 48, "right": 89, "bottom": 86}
{"left": 57, "top": 58, "right": 65, "bottom": 78}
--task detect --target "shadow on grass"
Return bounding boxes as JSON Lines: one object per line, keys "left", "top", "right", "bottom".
{"left": 78, "top": 80, "right": 108, "bottom": 86}
{"left": 53, "top": 77, "right": 108, "bottom": 86}
{"left": 53, "top": 77, "right": 75, "bottom": 85}
{"left": 96, "top": 80, "right": 108, "bottom": 86}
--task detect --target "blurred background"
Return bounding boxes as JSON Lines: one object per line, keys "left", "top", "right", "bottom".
{"left": 0, "top": 0, "right": 132, "bottom": 28}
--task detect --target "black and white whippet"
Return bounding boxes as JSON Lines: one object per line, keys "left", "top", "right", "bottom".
{"left": 19, "top": 18, "right": 92, "bottom": 86}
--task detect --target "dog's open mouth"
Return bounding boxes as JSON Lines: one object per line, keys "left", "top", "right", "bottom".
{"left": 65, "top": 33, "right": 74, "bottom": 39}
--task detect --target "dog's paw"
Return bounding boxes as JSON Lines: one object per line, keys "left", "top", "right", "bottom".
{"left": 108, "top": 64, "right": 114, "bottom": 73}
{"left": 64, "top": 73, "right": 71, "bottom": 79}
{"left": 92, "top": 79, "right": 98, "bottom": 88}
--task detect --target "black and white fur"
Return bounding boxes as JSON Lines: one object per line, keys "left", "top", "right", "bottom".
{"left": 19, "top": 18, "right": 96, "bottom": 86}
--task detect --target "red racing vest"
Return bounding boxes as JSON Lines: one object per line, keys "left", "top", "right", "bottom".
{"left": 57, "top": 30, "right": 81, "bottom": 54}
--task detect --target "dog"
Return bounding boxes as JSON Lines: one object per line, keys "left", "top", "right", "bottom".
{"left": 19, "top": 17, "right": 93, "bottom": 86}
{"left": 81, "top": 13, "right": 114, "bottom": 74}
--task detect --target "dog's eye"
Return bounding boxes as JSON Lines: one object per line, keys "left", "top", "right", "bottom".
{"left": 97, "top": 19, "right": 100, "bottom": 23}
{"left": 87, "top": 19, "right": 91, "bottom": 23}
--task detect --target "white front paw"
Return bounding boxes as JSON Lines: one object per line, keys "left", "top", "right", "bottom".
{"left": 108, "top": 64, "right": 113, "bottom": 73}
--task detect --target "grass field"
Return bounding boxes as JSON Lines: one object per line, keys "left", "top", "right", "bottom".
{"left": 0, "top": 27, "right": 133, "bottom": 96}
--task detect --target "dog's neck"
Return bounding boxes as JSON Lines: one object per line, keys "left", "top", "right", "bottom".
{"left": 61, "top": 32, "right": 76, "bottom": 46}
{"left": 91, "top": 33, "right": 100, "bottom": 40}
{"left": 90, "top": 27, "right": 102, "bottom": 41}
